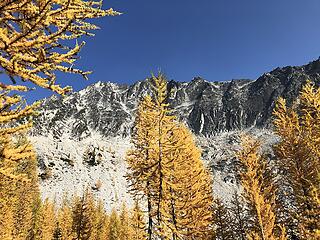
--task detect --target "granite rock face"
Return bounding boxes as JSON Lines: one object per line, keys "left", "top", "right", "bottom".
{"left": 33, "top": 59, "right": 320, "bottom": 138}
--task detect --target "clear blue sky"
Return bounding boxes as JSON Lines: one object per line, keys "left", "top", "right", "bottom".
{"left": 23, "top": 0, "right": 320, "bottom": 102}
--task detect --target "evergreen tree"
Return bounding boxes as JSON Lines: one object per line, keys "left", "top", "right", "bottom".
{"left": 56, "top": 196, "right": 74, "bottom": 240}
{"left": 273, "top": 82, "right": 320, "bottom": 239}
{"left": 130, "top": 200, "right": 147, "bottom": 240}
{"left": 71, "top": 190, "right": 96, "bottom": 240}
{"left": 36, "top": 199, "right": 56, "bottom": 240}
{"left": 91, "top": 200, "right": 109, "bottom": 240}
{"left": 108, "top": 208, "right": 121, "bottom": 240}
{"left": 237, "top": 135, "right": 287, "bottom": 240}
{"left": 119, "top": 203, "right": 130, "bottom": 240}
{"left": 53, "top": 225, "right": 63, "bottom": 240}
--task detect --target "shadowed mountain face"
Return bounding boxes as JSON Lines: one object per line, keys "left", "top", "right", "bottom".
{"left": 33, "top": 59, "right": 320, "bottom": 139}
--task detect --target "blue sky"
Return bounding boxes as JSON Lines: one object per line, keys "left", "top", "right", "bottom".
{"left": 21, "top": 0, "right": 320, "bottom": 102}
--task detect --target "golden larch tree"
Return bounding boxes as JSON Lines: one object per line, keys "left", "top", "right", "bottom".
{"left": 163, "top": 123, "right": 213, "bottom": 239}
{"left": 130, "top": 200, "right": 147, "bottom": 240}
{"left": 37, "top": 199, "right": 56, "bottom": 240}
{"left": 119, "top": 203, "right": 130, "bottom": 240}
{"left": 108, "top": 208, "right": 121, "bottom": 240}
{"left": 126, "top": 74, "right": 175, "bottom": 238}
{"left": 237, "top": 134, "right": 287, "bottom": 240}
{"left": 0, "top": 148, "right": 18, "bottom": 240}
{"left": 91, "top": 200, "right": 109, "bottom": 240}
{"left": 55, "top": 196, "right": 74, "bottom": 240}
{"left": 273, "top": 81, "right": 320, "bottom": 239}
{"left": 12, "top": 136, "right": 41, "bottom": 240}
{"left": 0, "top": 85, "right": 40, "bottom": 239}
{"left": 0, "top": 0, "right": 120, "bottom": 181}
{"left": 71, "top": 190, "right": 96, "bottom": 240}
{"left": 126, "top": 94, "right": 158, "bottom": 239}
{"left": 0, "top": 1, "right": 119, "bottom": 237}
{"left": 0, "top": 84, "right": 37, "bottom": 180}
{"left": 126, "top": 74, "right": 214, "bottom": 239}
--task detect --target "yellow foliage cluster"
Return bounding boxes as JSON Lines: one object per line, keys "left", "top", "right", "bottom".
{"left": 237, "top": 135, "right": 286, "bottom": 240}
{"left": 53, "top": 193, "right": 145, "bottom": 240}
{"left": 1, "top": 184, "right": 145, "bottom": 240}
{"left": 273, "top": 81, "right": 320, "bottom": 239}
{"left": 0, "top": 133, "right": 40, "bottom": 240}
{"left": 0, "top": 83, "right": 38, "bottom": 180}
{"left": 0, "top": 0, "right": 120, "bottom": 95}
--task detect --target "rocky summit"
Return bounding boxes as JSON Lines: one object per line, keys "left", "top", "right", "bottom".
{"left": 33, "top": 59, "right": 320, "bottom": 138}
{"left": 31, "top": 59, "right": 320, "bottom": 209}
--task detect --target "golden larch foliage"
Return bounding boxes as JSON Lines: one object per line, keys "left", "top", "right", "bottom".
{"left": 130, "top": 200, "right": 147, "bottom": 240}
{"left": 0, "top": 84, "right": 38, "bottom": 180}
{"left": 126, "top": 74, "right": 175, "bottom": 238}
{"left": 108, "top": 208, "right": 121, "bottom": 240}
{"left": 37, "top": 199, "right": 56, "bottom": 240}
{"left": 163, "top": 123, "right": 213, "bottom": 239}
{"left": 0, "top": 132, "right": 40, "bottom": 239}
{"left": 273, "top": 81, "right": 320, "bottom": 239}
{"left": 0, "top": 2, "right": 120, "bottom": 238}
{"left": 119, "top": 203, "right": 130, "bottom": 240}
{"left": 0, "top": 0, "right": 120, "bottom": 95}
{"left": 12, "top": 136, "right": 40, "bottom": 240}
{"left": 56, "top": 196, "right": 74, "bottom": 240}
{"left": 237, "top": 134, "right": 287, "bottom": 240}
{"left": 91, "top": 200, "right": 109, "bottom": 240}
{"left": 126, "top": 94, "right": 157, "bottom": 239}
{"left": 126, "top": 73, "right": 213, "bottom": 239}
{"left": 71, "top": 190, "right": 96, "bottom": 240}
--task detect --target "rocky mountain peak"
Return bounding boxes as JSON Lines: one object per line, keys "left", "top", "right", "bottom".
{"left": 33, "top": 59, "right": 320, "bottom": 139}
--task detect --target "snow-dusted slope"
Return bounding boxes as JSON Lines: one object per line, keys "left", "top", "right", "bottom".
{"left": 31, "top": 133, "right": 131, "bottom": 211}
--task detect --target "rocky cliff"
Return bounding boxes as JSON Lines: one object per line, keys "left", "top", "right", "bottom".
{"left": 33, "top": 59, "right": 320, "bottom": 139}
